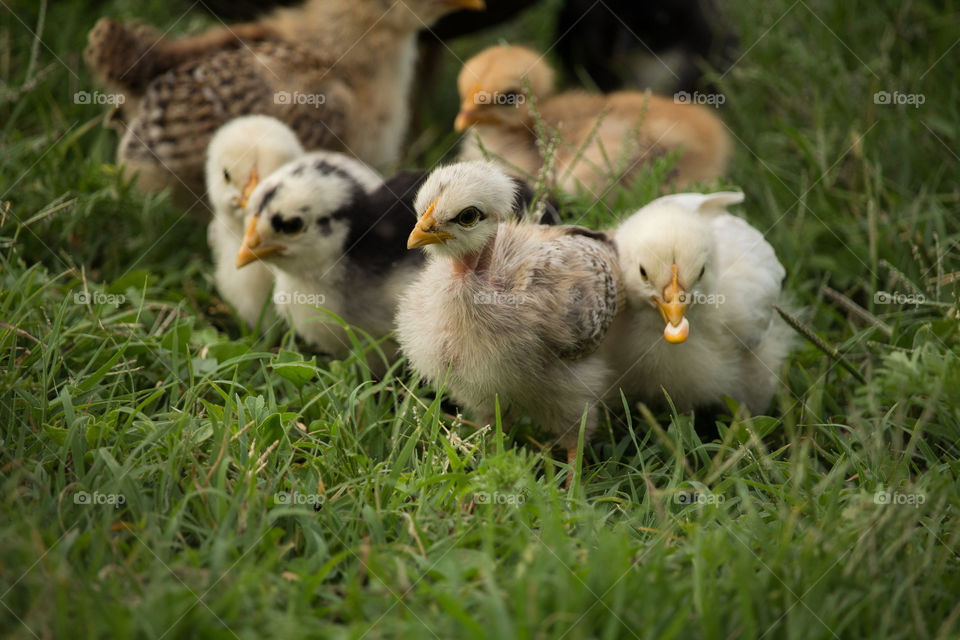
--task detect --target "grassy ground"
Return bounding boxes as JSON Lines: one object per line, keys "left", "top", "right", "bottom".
{"left": 2, "top": 0, "right": 959, "bottom": 638}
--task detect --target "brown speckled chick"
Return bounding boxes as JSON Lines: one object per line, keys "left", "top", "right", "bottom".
{"left": 396, "top": 161, "right": 623, "bottom": 480}
{"left": 84, "top": 0, "right": 485, "bottom": 200}
{"left": 455, "top": 44, "right": 732, "bottom": 198}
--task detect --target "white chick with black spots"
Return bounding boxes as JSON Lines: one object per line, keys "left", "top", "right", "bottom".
{"left": 236, "top": 154, "right": 425, "bottom": 362}
{"left": 205, "top": 115, "right": 304, "bottom": 327}
{"left": 395, "top": 161, "right": 623, "bottom": 482}
{"left": 604, "top": 192, "right": 793, "bottom": 414}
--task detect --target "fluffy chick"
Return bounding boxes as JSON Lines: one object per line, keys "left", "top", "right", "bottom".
{"left": 396, "top": 161, "right": 623, "bottom": 474}
{"left": 236, "top": 156, "right": 425, "bottom": 361}
{"left": 603, "top": 192, "right": 792, "bottom": 414}
{"left": 84, "top": 0, "right": 484, "bottom": 199}
{"left": 205, "top": 116, "right": 304, "bottom": 327}
{"left": 456, "top": 44, "right": 732, "bottom": 196}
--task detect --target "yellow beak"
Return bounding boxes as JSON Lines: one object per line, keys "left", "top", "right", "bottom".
{"left": 454, "top": 110, "right": 475, "bottom": 132}
{"left": 653, "top": 264, "right": 690, "bottom": 344}
{"left": 236, "top": 215, "right": 284, "bottom": 268}
{"left": 445, "top": 0, "right": 485, "bottom": 10}
{"left": 407, "top": 199, "right": 454, "bottom": 249}
{"left": 238, "top": 166, "right": 259, "bottom": 209}
{"left": 454, "top": 96, "right": 500, "bottom": 132}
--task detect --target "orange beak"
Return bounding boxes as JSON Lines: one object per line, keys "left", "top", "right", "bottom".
{"left": 653, "top": 264, "right": 690, "bottom": 343}
{"left": 238, "top": 166, "right": 259, "bottom": 209}
{"left": 407, "top": 199, "right": 454, "bottom": 249}
{"left": 236, "top": 215, "right": 284, "bottom": 268}
{"left": 453, "top": 100, "right": 497, "bottom": 133}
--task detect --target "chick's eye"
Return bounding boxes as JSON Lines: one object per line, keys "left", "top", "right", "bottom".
{"left": 455, "top": 206, "right": 484, "bottom": 227}
{"left": 639, "top": 266, "right": 648, "bottom": 280}
{"left": 698, "top": 265, "right": 706, "bottom": 280}
{"left": 223, "top": 169, "right": 231, "bottom": 183}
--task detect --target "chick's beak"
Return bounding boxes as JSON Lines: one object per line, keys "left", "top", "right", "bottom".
{"left": 407, "top": 199, "right": 454, "bottom": 249}
{"left": 236, "top": 215, "right": 284, "bottom": 268}
{"left": 653, "top": 264, "right": 690, "bottom": 344}
{"left": 454, "top": 97, "right": 497, "bottom": 132}
{"left": 444, "top": 0, "right": 485, "bottom": 10}
{"left": 238, "top": 167, "right": 259, "bottom": 209}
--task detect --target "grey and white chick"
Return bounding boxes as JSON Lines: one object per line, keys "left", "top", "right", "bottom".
{"left": 205, "top": 115, "right": 304, "bottom": 327}
{"left": 395, "top": 161, "right": 623, "bottom": 477}
{"left": 603, "top": 192, "right": 793, "bottom": 414}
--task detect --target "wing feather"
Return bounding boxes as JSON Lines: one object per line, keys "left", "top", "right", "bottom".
{"left": 119, "top": 40, "right": 351, "bottom": 191}
{"left": 505, "top": 225, "right": 623, "bottom": 360}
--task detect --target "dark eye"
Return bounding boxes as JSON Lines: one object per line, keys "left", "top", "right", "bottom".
{"left": 501, "top": 88, "right": 522, "bottom": 103}
{"left": 698, "top": 265, "right": 706, "bottom": 280}
{"left": 223, "top": 169, "right": 231, "bottom": 183}
{"left": 455, "top": 206, "right": 484, "bottom": 227}
{"left": 639, "top": 266, "right": 648, "bottom": 280}
{"left": 271, "top": 214, "right": 304, "bottom": 234}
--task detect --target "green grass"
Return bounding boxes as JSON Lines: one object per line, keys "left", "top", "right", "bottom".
{"left": 2, "top": 0, "right": 959, "bottom": 638}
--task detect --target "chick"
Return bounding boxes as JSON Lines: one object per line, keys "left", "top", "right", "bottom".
{"left": 205, "top": 116, "right": 305, "bottom": 327}
{"left": 235, "top": 154, "right": 424, "bottom": 360}
{"left": 455, "top": 45, "right": 731, "bottom": 196}
{"left": 603, "top": 192, "right": 792, "bottom": 414}
{"left": 395, "top": 161, "right": 623, "bottom": 475}
{"left": 84, "top": 0, "right": 485, "bottom": 199}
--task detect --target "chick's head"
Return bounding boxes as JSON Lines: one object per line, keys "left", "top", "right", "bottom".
{"left": 615, "top": 204, "right": 716, "bottom": 343}
{"left": 455, "top": 45, "right": 554, "bottom": 132}
{"left": 407, "top": 162, "right": 517, "bottom": 263}
{"left": 236, "top": 158, "right": 366, "bottom": 272}
{"left": 205, "top": 116, "right": 304, "bottom": 221}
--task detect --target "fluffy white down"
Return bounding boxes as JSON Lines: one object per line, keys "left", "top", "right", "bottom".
{"left": 242, "top": 151, "right": 388, "bottom": 358}
{"left": 398, "top": 161, "right": 621, "bottom": 448}
{"left": 605, "top": 192, "right": 792, "bottom": 414}
{"left": 205, "top": 116, "right": 304, "bottom": 326}
{"left": 396, "top": 225, "right": 613, "bottom": 447}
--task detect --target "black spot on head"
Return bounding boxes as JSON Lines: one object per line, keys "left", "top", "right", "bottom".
{"left": 316, "top": 217, "right": 333, "bottom": 235}
{"left": 256, "top": 185, "right": 280, "bottom": 215}
{"left": 271, "top": 214, "right": 303, "bottom": 234}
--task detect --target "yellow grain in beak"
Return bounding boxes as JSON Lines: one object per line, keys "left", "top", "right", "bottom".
{"left": 236, "top": 215, "right": 284, "bottom": 268}
{"left": 653, "top": 264, "right": 690, "bottom": 344}
{"left": 407, "top": 199, "right": 454, "bottom": 249}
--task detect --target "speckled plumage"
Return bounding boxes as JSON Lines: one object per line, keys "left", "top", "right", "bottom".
{"left": 84, "top": 0, "right": 476, "bottom": 200}
{"left": 396, "top": 162, "right": 624, "bottom": 460}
